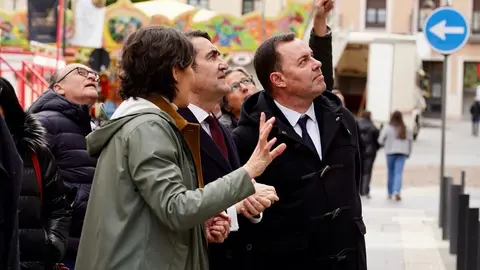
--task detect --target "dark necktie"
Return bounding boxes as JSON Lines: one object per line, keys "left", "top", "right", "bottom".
{"left": 297, "top": 114, "right": 316, "bottom": 153}
{"left": 206, "top": 115, "right": 229, "bottom": 159}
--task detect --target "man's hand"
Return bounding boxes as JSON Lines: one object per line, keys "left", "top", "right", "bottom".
{"left": 313, "top": 0, "right": 334, "bottom": 37}
{"left": 315, "top": 0, "right": 334, "bottom": 19}
{"left": 205, "top": 213, "right": 231, "bottom": 243}
{"left": 235, "top": 179, "right": 279, "bottom": 218}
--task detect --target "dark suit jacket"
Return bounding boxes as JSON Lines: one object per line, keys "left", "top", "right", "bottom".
{"left": 178, "top": 107, "right": 252, "bottom": 270}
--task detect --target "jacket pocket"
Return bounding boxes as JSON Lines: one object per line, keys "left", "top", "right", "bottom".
{"left": 171, "top": 241, "right": 189, "bottom": 270}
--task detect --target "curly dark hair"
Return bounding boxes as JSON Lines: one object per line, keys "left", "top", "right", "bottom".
{"left": 117, "top": 26, "right": 194, "bottom": 101}
{"left": 253, "top": 33, "right": 295, "bottom": 93}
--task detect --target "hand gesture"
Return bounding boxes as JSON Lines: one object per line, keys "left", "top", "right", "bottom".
{"left": 243, "top": 112, "right": 287, "bottom": 179}
{"left": 205, "top": 213, "right": 231, "bottom": 243}
{"left": 315, "top": 0, "right": 335, "bottom": 19}
{"left": 237, "top": 179, "right": 279, "bottom": 218}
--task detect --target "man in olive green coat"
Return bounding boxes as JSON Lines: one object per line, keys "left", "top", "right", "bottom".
{"left": 74, "top": 27, "right": 285, "bottom": 270}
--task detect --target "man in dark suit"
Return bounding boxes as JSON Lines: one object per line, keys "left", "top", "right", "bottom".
{"left": 232, "top": 1, "right": 367, "bottom": 269}
{"left": 178, "top": 30, "right": 279, "bottom": 270}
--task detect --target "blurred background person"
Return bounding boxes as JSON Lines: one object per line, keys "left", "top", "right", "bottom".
{"left": 356, "top": 111, "right": 380, "bottom": 199}
{"left": 470, "top": 97, "right": 480, "bottom": 136}
{"left": 332, "top": 89, "right": 345, "bottom": 107}
{"left": 0, "top": 103, "right": 22, "bottom": 270}
{"left": 0, "top": 77, "right": 71, "bottom": 270}
{"left": 378, "top": 111, "right": 413, "bottom": 201}
{"left": 221, "top": 67, "right": 258, "bottom": 132}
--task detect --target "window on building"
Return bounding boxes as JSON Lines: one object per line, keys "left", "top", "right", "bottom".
{"left": 418, "top": 0, "right": 440, "bottom": 31}
{"left": 365, "top": 0, "right": 387, "bottom": 28}
{"left": 242, "top": 0, "right": 263, "bottom": 15}
{"left": 187, "top": 0, "right": 209, "bottom": 9}
{"left": 473, "top": 0, "right": 480, "bottom": 33}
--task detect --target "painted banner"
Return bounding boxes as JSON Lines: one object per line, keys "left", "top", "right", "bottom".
{"left": 27, "top": 0, "right": 58, "bottom": 43}
{"left": 70, "top": 0, "right": 106, "bottom": 48}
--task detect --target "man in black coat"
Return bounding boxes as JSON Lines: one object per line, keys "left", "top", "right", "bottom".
{"left": 29, "top": 64, "right": 99, "bottom": 269}
{"left": 0, "top": 114, "right": 22, "bottom": 270}
{"left": 232, "top": 1, "right": 367, "bottom": 269}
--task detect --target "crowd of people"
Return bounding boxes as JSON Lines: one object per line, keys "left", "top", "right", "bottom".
{"left": 0, "top": 0, "right": 416, "bottom": 269}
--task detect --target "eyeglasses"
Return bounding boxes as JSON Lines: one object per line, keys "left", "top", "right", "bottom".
{"left": 56, "top": 67, "right": 100, "bottom": 84}
{"left": 230, "top": 77, "right": 255, "bottom": 92}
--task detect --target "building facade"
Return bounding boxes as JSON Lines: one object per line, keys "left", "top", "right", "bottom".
{"left": 335, "top": 0, "right": 480, "bottom": 119}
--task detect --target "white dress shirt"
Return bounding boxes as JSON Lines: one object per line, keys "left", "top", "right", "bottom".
{"left": 273, "top": 100, "right": 322, "bottom": 159}
{"left": 187, "top": 104, "right": 262, "bottom": 231}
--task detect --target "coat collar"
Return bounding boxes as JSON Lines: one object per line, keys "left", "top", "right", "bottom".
{"left": 152, "top": 98, "right": 190, "bottom": 131}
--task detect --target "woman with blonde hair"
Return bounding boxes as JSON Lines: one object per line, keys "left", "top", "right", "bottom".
{"left": 378, "top": 111, "right": 413, "bottom": 201}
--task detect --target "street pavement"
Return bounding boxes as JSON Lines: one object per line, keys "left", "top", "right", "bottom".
{"left": 364, "top": 119, "right": 479, "bottom": 270}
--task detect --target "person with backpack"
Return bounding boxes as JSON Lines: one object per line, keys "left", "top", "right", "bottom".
{"left": 0, "top": 77, "right": 72, "bottom": 270}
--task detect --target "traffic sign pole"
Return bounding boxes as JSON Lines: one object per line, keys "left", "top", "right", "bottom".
{"left": 439, "top": 53, "right": 448, "bottom": 228}
{"left": 423, "top": 5, "right": 469, "bottom": 228}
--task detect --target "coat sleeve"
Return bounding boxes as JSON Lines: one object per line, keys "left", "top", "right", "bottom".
{"left": 127, "top": 120, "right": 255, "bottom": 232}
{"left": 309, "top": 28, "right": 334, "bottom": 91}
{"left": 41, "top": 149, "right": 72, "bottom": 263}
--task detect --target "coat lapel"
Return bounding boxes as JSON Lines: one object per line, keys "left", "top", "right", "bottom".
{"left": 178, "top": 108, "right": 233, "bottom": 173}
{"left": 316, "top": 97, "right": 342, "bottom": 158}
{"left": 154, "top": 99, "right": 204, "bottom": 188}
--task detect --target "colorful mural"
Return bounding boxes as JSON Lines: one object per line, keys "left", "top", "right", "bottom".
{"left": 0, "top": 0, "right": 312, "bottom": 55}
{"left": 103, "top": 0, "right": 150, "bottom": 48}
{"left": 192, "top": 14, "right": 257, "bottom": 52}
{"left": 101, "top": 0, "right": 312, "bottom": 53}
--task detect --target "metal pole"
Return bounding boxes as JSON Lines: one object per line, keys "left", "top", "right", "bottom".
{"left": 466, "top": 208, "right": 479, "bottom": 270}
{"left": 457, "top": 194, "right": 470, "bottom": 270}
{"left": 442, "top": 176, "right": 452, "bottom": 237}
{"left": 62, "top": 0, "right": 68, "bottom": 56}
{"left": 449, "top": 185, "right": 462, "bottom": 254}
{"left": 438, "top": 54, "right": 448, "bottom": 227}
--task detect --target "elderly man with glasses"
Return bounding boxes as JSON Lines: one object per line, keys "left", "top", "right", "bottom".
{"left": 29, "top": 63, "right": 100, "bottom": 270}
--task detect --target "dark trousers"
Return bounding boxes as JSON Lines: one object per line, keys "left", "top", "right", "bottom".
{"left": 473, "top": 120, "right": 479, "bottom": 136}
{"left": 361, "top": 157, "right": 375, "bottom": 196}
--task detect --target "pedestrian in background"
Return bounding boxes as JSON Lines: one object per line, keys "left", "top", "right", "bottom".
{"left": 0, "top": 77, "right": 71, "bottom": 270}
{"left": 0, "top": 108, "right": 22, "bottom": 270}
{"left": 469, "top": 97, "right": 480, "bottom": 136}
{"left": 378, "top": 111, "right": 413, "bottom": 201}
{"left": 357, "top": 111, "right": 380, "bottom": 199}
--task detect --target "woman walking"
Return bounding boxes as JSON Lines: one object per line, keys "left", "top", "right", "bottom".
{"left": 378, "top": 111, "right": 413, "bottom": 201}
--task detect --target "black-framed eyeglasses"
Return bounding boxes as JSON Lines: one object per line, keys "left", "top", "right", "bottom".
{"left": 56, "top": 67, "right": 100, "bottom": 84}
{"left": 230, "top": 77, "right": 255, "bottom": 92}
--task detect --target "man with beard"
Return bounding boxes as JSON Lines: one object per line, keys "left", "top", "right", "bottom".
{"left": 232, "top": 0, "right": 367, "bottom": 269}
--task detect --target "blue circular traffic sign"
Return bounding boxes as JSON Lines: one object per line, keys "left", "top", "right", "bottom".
{"left": 424, "top": 6, "right": 470, "bottom": 55}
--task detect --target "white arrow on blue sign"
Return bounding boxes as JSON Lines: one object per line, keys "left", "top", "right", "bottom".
{"left": 424, "top": 6, "right": 470, "bottom": 55}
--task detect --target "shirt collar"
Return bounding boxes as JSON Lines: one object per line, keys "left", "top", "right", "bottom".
{"left": 188, "top": 103, "right": 210, "bottom": 123}
{"left": 273, "top": 100, "right": 317, "bottom": 127}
